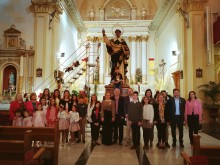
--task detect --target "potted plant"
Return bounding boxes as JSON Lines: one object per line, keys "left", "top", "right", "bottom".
{"left": 198, "top": 81, "right": 220, "bottom": 121}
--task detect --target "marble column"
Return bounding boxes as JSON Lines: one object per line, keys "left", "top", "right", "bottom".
{"left": 31, "top": 1, "right": 62, "bottom": 92}
{"left": 28, "top": 48, "right": 35, "bottom": 93}
{"left": 142, "top": 36, "right": 148, "bottom": 83}
{"left": 136, "top": 36, "right": 142, "bottom": 75}
{"left": 129, "top": 36, "right": 137, "bottom": 84}
{"left": 89, "top": 39, "right": 94, "bottom": 84}
{"left": 99, "top": 41, "right": 105, "bottom": 84}
{"left": 18, "top": 55, "right": 24, "bottom": 94}
{"left": 183, "top": 0, "right": 210, "bottom": 92}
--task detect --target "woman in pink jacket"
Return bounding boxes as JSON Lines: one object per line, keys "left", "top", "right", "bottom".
{"left": 185, "top": 91, "right": 203, "bottom": 146}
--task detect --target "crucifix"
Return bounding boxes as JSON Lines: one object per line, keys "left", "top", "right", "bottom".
{"left": 159, "top": 59, "right": 166, "bottom": 82}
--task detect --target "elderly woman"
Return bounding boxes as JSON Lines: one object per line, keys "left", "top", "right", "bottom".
{"left": 25, "top": 92, "right": 39, "bottom": 116}
{"left": 9, "top": 93, "right": 26, "bottom": 121}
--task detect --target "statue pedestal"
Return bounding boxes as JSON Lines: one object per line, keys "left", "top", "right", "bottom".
{"left": 105, "top": 84, "right": 130, "bottom": 97}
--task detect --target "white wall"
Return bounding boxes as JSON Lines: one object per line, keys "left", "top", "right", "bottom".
{"left": 0, "top": 0, "right": 34, "bottom": 49}
{"left": 156, "top": 13, "right": 182, "bottom": 94}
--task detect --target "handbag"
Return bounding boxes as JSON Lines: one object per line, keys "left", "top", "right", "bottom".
{"left": 142, "top": 119, "right": 153, "bottom": 128}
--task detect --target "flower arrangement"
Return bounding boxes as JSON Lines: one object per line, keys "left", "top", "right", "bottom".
{"left": 135, "top": 68, "right": 142, "bottom": 84}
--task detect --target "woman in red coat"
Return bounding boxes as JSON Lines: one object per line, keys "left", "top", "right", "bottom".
{"left": 25, "top": 92, "right": 39, "bottom": 116}
{"left": 9, "top": 93, "right": 26, "bottom": 121}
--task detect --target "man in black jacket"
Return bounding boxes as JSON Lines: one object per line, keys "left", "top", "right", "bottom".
{"left": 111, "top": 88, "right": 125, "bottom": 145}
{"left": 167, "top": 88, "right": 186, "bottom": 148}
{"left": 77, "top": 96, "right": 88, "bottom": 143}
{"left": 124, "top": 88, "right": 133, "bottom": 146}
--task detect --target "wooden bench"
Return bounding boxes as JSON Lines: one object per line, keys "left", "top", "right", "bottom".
{"left": 181, "top": 135, "right": 220, "bottom": 165}
{"left": 0, "top": 122, "right": 59, "bottom": 165}
{"left": 0, "top": 130, "right": 46, "bottom": 165}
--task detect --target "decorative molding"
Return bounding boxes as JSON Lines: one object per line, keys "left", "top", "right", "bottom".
{"left": 31, "top": 0, "right": 62, "bottom": 14}
{"left": 61, "top": 0, "right": 86, "bottom": 32}
{"left": 84, "top": 20, "right": 151, "bottom": 37}
{"left": 150, "top": 0, "right": 178, "bottom": 31}
{"left": 187, "top": 0, "right": 208, "bottom": 11}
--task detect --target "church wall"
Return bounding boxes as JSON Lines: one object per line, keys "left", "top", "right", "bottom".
{"left": 0, "top": 0, "right": 34, "bottom": 49}
{"left": 156, "top": 13, "right": 183, "bottom": 96}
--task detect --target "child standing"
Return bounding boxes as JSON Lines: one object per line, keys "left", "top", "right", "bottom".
{"left": 91, "top": 101, "right": 101, "bottom": 145}
{"left": 141, "top": 97, "right": 154, "bottom": 150}
{"left": 32, "top": 103, "right": 46, "bottom": 127}
{"left": 12, "top": 109, "right": 23, "bottom": 126}
{"left": 58, "top": 104, "right": 69, "bottom": 146}
{"left": 23, "top": 110, "right": 32, "bottom": 127}
{"left": 46, "top": 98, "right": 58, "bottom": 127}
{"left": 68, "top": 105, "right": 80, "bottom": 145}
{"left": 40, "top": 97, "right": 48, "bottom": 122}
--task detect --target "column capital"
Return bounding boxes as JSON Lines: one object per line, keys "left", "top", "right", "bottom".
{"left": 87, "top": 36, "right": 102, "bottom": 42}
{"left": 31, "top": 0, "right": 62, "bottom": 14}
{"left": 17, "top": 49, "right": 26, "bottom": 56}
{"left": 128, "top": 36, "right": 137, "bottom": 42}
{"left": 182, "top": 0, "right": 209, "bottom": 11}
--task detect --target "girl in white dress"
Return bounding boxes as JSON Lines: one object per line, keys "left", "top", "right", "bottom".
{"left": 12, "top": 110, "right": 23, "bottom": 126}
{"left": 23, "top": 110, "right": 32, "bottom": 127}
{"left": 58, "top": 104, "right": 69, "bottom": 146}
{"left": 32, "top": 104, "right": 46, "bottom": 127}
{"left": 68, "top": 105, "right": 80, "bottom": 144}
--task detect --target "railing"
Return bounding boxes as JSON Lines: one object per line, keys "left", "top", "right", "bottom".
{"left": 33, "top": 40, "right": 100, "bottom": 93}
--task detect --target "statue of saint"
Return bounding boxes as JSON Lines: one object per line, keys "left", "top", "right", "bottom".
{"left": 102, "top": 28, "right": 130, "bottom": 82}
{"left": 9, "top": 71, "right": 15, "bottom": 85}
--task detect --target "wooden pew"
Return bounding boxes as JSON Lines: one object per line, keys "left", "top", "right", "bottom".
{"left": 0, "top": 130, "right": 46, "bottom": 165}
{"left": 0, "top": 122, "right": 59, "bottom": 165}
{"left": 181, "top": 135, "right": 220, "bottom": 165}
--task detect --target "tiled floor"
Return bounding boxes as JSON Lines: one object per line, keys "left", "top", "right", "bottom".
{"left": 58, "top": 127, "right": 220, "bottom": 165}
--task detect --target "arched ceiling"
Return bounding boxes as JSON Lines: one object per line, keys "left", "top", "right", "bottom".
{"left": 72, "top": 0, "right": 159, "bottom": 21}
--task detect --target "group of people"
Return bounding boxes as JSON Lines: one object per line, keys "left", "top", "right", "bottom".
{"left": 9, "top": 87, "right": 203, "bottom": 149}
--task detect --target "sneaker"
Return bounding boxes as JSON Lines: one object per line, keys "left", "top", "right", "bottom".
{"left": 180, "top": 143, "right": 184, "bottom": 148}
{"left": 165, "top": 142, "right": 170, "bottom": 148}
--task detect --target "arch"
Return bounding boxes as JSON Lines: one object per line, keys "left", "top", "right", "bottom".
{"left": 102, "top": 0, "right": 134, "bottom": 8}
{"left": 0, "top": 62, "right": 19, "bottom": 95}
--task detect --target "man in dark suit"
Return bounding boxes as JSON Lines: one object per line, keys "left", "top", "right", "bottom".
{"left": 111, "top": 88, "right": 125, "bottom": 145}
{"left": 167, "top": 88, "right": 186, "bottom": 148}
{"left": 124, "top": 88, "right": 133, "bottom": 146}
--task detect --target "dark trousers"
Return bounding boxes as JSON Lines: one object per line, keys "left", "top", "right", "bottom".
{"left": 156, "top": 123, "right": 167, "bottom": 143}
{"left": 171, "top": 115, "right": 184, "bottom": 144}
{"left": 113, "top": 116, "right": 124, "bottom": 143}
{"left": 142, "top": 127, "right": 153, "bottom": 145}
{"left": 187, "top": 114, "right": 199, "bottom": 145}
{"left": 91, "top": 123, "right": 100, "bottom": 141}
{"left": 131, "top": 123, "right": 140, "bottom": 146}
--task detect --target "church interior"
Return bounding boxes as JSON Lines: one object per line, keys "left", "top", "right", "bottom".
{"left": 0, "top": 0, "right": 220, "bottom": 164}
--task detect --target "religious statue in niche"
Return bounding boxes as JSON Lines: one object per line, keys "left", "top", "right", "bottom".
{"left": 9, "top": 71, "right": 15, "bottom": 86}
{"left": 141, "top": 7, "right": 147, "bottom": 20}
{"left": 89, "top": 8, "right": 95, "bottom": 21}
{"left": 102, "top": 26, "right": 130, "bottom": 83}
{"left": 19, "top": 38, "right": 26, "bottom": 49}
